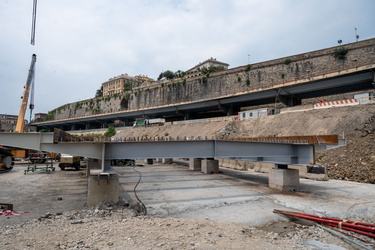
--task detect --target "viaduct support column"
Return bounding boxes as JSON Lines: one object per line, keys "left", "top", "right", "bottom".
{"left": 189, "top": 158, "right": 202, "bottom": 171}
{"left": 162, "top": 158, "right": 173, "bottom": 164}
{"left": 87, "top": 158, "right": 119, "bottom": 206}
{"left": 184, "top": 112, "right": 190, "bottom": 120}
{"left": 279, "top": 95, "right": 301, "bottom": 107}
{"left": 268, "top": 164, "right": 300, "bottom": 191}
{"left": 102, "top": 120, "right": 107, "bottom": 128}
{"left": 202, "top": 158, "right": 219, "bottom": 174}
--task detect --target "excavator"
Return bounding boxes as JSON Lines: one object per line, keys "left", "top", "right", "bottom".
{"left": 0, "top": 54, "right": 39, "bottom": 173}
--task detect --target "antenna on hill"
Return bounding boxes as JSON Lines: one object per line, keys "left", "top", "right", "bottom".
{"left": 354, "top": 28, "right": 359, "bottom": 42}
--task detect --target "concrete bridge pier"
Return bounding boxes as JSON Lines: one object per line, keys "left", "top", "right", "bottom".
{"left": 202, "top": 158, "right": 219, "bottom": 174}
{"left": 184, "top": 112, "right": 190, "bottom": 120}
{"left": 189, "top": 158, "right": 202, "bottom": 171}
{"left": 268, "top": 164, "right": 300, "bottom": 191}
{"left": 87, "top": 159, "right": 119, "bottom": 206}
{"left": 279, "top": 94, "right": 301, "bottom": 107}
{"left": 162, "top": 158, "right": 173, "bottom": 164}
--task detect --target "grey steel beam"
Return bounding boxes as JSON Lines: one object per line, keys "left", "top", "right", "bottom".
{"left": 0, "top": 133, "right": 315, "bottom": 165}
{"left": 104, "top": 140, "right": 314, "bottom": 165}
{"left": 0, "top": 132, "right": 54, "bottom": 150}
{"left": 105, "top": 140, "right": 216, "bottom": 159}
{"left": 0, "top": 132, "right": 103, "bottom": 159}
{"left": 214, "top": 141, "right": 314, "bottom": 165}
{"left": 42, "top": 142, "right": 103, "bottom": 159}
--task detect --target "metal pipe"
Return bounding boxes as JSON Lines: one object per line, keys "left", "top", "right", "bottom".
{"left": 317, "top": 225, "right": 373, "bottom": 250}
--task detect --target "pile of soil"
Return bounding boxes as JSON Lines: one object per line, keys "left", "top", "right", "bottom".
{"left": 316, "top": 115, "right": 375, "bottom": 183}
{"left": 216, "top": 104, "right": 375, "bottom": 184}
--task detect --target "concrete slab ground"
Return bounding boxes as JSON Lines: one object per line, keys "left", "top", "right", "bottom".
{"left": 0, "top": 163, "right": 88, "bottom": 226}
{"left": 116, "top": 160, "right": 375, "bottom": 227}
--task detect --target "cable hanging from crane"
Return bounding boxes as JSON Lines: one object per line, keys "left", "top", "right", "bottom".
{"left": 31, "top": 0, "right": 37, "bottom": 45}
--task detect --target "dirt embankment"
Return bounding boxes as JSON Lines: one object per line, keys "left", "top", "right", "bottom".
{"left": 216, "top": 104, "right": 375, "bottom": 184}
{"left": 89, "top": 104, "right": 375, "bottom": 184}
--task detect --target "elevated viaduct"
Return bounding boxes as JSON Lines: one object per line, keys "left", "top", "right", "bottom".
{"left": 32, "top": 38, "right": 375, "bottom": 131}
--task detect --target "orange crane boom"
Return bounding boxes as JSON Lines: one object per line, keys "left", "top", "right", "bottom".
{"left": 15, "top": 54, "right": 37, "bottom": 133}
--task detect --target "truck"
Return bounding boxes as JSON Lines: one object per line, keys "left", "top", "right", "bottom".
{"left": 238, "top": 108, "right": 279, "bottom": 121}
{"left": 133, "top": 118, "right": 165, "bottom": 127}
{"left": 354, "top": 92, "right": 375, "bottom": 104}
{"left": 0, "top": 147, "right": 14, "bottom": 174}
{"left": 58, "top": 154, "right": 81, "bottom": 171}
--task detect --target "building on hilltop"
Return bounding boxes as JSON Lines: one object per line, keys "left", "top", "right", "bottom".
{"left": 0, "top": 114, "right": 27, "bottom": 132}
{"left": 186, "top": 57, "right": 229, "bottom": 73}
{"left": 134, "top": 75, "right": 156, "bottom": 87}
{"left": 101, "top": 74, "right": 156, "bottom": 96}
{"left": 33, "top": 113, "right": 47, "bottom": 122}
{"left": 101, "top": 74, "right": 138, "bottom": 97}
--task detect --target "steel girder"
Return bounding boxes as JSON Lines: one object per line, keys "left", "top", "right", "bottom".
{"left": 0, "top": 133, "right": 314, "bottom": 166}
{"left": 104, "top": 140, "right": 314, "bottom": 165}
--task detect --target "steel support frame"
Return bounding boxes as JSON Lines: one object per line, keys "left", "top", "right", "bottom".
{"left": 0, "top": 133, "right": 315, "bottom": 173}
{"left": 104, "top": 140, "right": 314, "bottom": 165}
{"left": 0, "top": 132, "right": 103, "bottom": 159}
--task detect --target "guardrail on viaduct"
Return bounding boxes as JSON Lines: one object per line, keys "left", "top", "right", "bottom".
{"left": 38, "top": 38, "right": 375, "bottom": 123}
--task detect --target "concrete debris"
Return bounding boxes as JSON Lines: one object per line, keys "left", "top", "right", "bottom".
{"left": 0, "top": 207, "right": 360, "bottom": 249}
{"left": 302, "top": 240, "right": 347, "bottom": 250}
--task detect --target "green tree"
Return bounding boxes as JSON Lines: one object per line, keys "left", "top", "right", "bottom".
{"left": 175, "top": 70, "right": 186, "bottom": 78}
{"left": 201, "top": 66, "right": 225, "bottom": 74}
{"left": 158, "top": 70, "right": 175, "bottom": 80}
{"left": 104, "top": 125, "right": 116, "bottom": 137}
{"left": 158, "top": 70, "right": 186, "bottom": 80}
{"left": 124, "top": 81, "right": 132, "bottom": 91}
{"left": 333, "top": 47, "right": 348, "bottom": 60}
{"left": 95, "top": 86, "right": 103, "bottom": 97}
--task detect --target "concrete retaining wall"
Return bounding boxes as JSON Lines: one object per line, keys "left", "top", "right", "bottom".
{"left": 49, "top": 38, "right": 375, "bottom": 120}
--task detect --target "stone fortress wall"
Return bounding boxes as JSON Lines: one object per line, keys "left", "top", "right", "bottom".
{"left": 51, "top": 38, "right": 375, "bottom": 121}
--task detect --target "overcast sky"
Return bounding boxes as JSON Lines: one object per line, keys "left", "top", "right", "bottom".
{"left": 0, "top": 0, "right": 374, "bottom": 119}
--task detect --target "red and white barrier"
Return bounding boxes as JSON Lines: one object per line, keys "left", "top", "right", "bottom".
{"left": 314, "top": 99, "right": 359, "bottom": 109}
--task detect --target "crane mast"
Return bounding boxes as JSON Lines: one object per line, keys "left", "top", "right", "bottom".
{"left": 15, "top": 54, "right": 37, "bottom": 133}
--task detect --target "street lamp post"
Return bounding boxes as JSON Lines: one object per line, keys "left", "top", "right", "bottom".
{"left": 355, "top": 28, "right": 359, "bottom": 42}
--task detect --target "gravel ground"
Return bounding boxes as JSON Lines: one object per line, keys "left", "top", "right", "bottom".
{"left": 0, "top": 202, "right": 367, "bottom": 250}
{"left": 1, "top": 164, "right": 375, "bottom": 249}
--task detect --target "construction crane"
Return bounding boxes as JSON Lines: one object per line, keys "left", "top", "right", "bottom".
{"left": 0, "top": 2, "right": 39, "bottom": 172}
{"left": 0, "top": 54, "right": 38, "bottom": 172}
{"left": 15, "top": 54, "right": 37, "bottom": 133}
